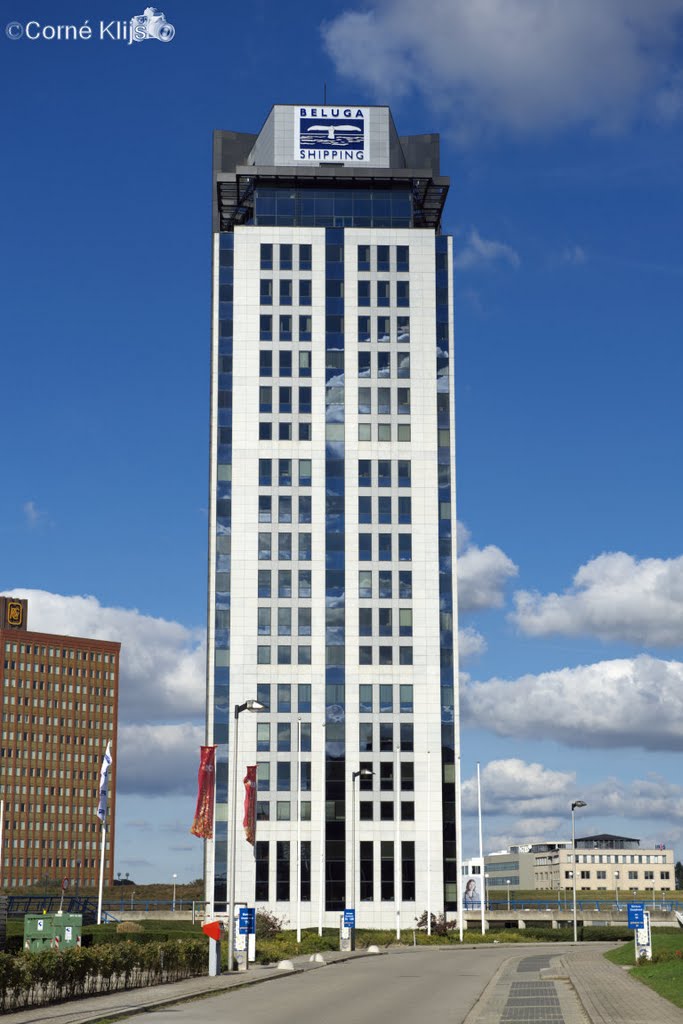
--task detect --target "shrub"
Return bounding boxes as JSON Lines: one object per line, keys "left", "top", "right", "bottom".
{"left": 116, "top": 921, "right": 144, "bottom": 934}
{"left": 256, "top": 910, "right": 285, "bottom": 939}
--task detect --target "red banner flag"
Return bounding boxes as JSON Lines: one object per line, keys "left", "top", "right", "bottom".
{"left": 243, "top": 765, "right": 257, "bottom": 846}
{"left": 190, "top": 746, "right": 216, "bottom": 839}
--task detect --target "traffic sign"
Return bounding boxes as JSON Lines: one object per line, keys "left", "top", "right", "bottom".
{"left": 239, "top": 907, "right": 256, "bottom": 935}
{"left": 343, "top": 909, "right": 355, "bottom": 928}
{"left": 627, "top": 902, "right": 645, "bottom": 928}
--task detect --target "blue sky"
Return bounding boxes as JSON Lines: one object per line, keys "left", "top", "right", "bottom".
{"left": 2, "top": 0, "right": 683, "bottom": 885}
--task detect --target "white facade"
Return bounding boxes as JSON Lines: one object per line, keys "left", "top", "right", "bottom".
{"left": 207, "top": 106, "right": 458, "bottom": 930}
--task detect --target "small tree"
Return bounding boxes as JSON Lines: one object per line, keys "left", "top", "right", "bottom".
{"left": 675, "top": 861, "right": 683, "bottom": 890}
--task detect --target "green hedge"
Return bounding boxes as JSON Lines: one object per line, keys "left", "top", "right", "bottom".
{"left": 0, "top": 939, "right": 207, "bottom": 1012}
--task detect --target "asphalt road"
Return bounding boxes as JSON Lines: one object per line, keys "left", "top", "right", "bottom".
{"left": 122, "top": 947, "right": 520, "bottom": 1024}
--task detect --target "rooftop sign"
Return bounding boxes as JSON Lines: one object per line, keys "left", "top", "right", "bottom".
{"left": 295, "top": 106, "right": 369, "bottom": 163}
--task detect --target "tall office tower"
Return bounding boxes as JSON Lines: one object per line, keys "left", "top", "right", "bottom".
{"left": 0, "top": 596, "right": 120, "bottom": 890}
{"left": 207, "top": 105, "right": 459, "bottom": 928}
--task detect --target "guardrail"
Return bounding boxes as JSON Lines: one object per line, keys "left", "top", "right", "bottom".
{"left": 478, "top": 899, "right": 682, "bottom": 913}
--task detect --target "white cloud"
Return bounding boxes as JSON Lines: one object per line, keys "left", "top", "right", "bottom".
{"left": 322, "top": 0, "right": 683, "bottom": 139}
{"left": 562, "top": 245, "right": 587, "bottom": 265}
{"left": 458, "top": 523, "right": 518, "bottom": 611}
{"left": 117, "top": 723, "right": 203, "bottom": 796}
{"left": 511, "top": 551, "right": 683, "bottom": 645}
{"left": 463, "top": 654, "right": 683, "bottom": 750}
{"left": 454, "top": 229, "right": 520, "bottom": 270}
{"left": 462, "top": 759, "right": 575, "bottom": 816}
{"left": 459, "top": 626, "right": 487, "bottom": 659}
{"left": 462, "top": 761, "right": 683, "bottom": 846}
{"left": 23, "top": 501, "right": 46, "bottom": 527}
{"left": 1, "top": 589, "right": 205, "bottom": 722}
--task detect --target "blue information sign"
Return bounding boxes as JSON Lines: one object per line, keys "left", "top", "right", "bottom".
{"left": 343, "top": 909, "right": 355, "bottom": 928}
{"left": 239, "top": 908, "right": 256, "bottom": 934}
{"left": 627, "top": 902, "right": 645, "bottom": 928}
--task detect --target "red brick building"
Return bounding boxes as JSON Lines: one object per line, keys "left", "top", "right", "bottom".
{"left": 0, "top": 596, "right": 120, "bottom": 889}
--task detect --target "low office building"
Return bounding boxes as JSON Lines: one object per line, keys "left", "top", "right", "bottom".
{"left": 534, "top": 834, "right": 675, "bottom": 891}
{"left": 0, "top": 596, "right": 120, "bottom": 889}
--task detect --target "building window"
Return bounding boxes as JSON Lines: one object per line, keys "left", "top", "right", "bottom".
{"left": 258, "top": 570, "right": 271, "bottom": 598}
{"left": 280, "top": 279, "right": 292, "bottom": 305}
{"left": 299, "top": 244, "right": 312, "bottom": 271}
{"left": 277, "top": 684, "right": 291, "bottom": 713}
{"left": 299, "top": 280, "right": 312, "bottom": 306}
{"left": 397, "top": 316, "right": 410, "bottom": 342}
{"left": 381, "top": 842, "right": 394, "bottom": 901}
{"left": 397, "top": 353, "right": 411, "bottom": 378}
{"left": 299, "top": 315, "right": 312, "bottom": 341}
{"left": 397, "top": 281, "right": 410, "bottom": 307}
{"left": 358, "top": 280, "right": 371, "bottom": 306}
{"left": 258, "top": 458, "right": 272, "bottom": 486}
{"left": 358, "top": 315, "right": 371, "bottom": 342}
{"left": 260, "top": 279, "right": 273, "bottom": 305}
{"left": 298, "top": 684, "right": 311, "bottom": 714}
{"left": 259, "top": 386, "right": 272, "bottom": 413}
{"left": 276, "top": 841, "right": 290, "bottom": 902}
{"left": 402, "top": 841, "right": 415, "bottom": 899}
{"left": 358, "top": 245, "right": 371, "bottom": 271}
{"left": 278, "top": 315, "right": 292, "bottom": 342}
{"left": 377, "top": 281, "right": 390, "bottom": 307}
{"left": 298, "top": 570, "right": 312, "bottom": 598}
{"left": 259, "top": 351, "right": 272, "bottom": 377}
{"left": 260, "top": 314, "right": 272, "bottom": 341}
{"left": 396, "top": 245, "right": 409, "bottom": 272}
{"left": 257, "top": 723, "right": 270, "bottom": 752}
{"left": 359, "top": 723, "right": 373, "bottom": 752}
{"left": 280, "top": 243, "right": 293, "bottom": 270}
{"left": 260, "top": 244, "right": 273, "bottom": 270}
{"left": 255, "top": 841, "right": 269, "bottom": 901}
{"left": 377, "top": 245, "right": 390, "bottom": 272}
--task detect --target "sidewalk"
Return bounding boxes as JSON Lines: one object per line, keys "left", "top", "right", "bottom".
{"left": 0, "top": 949, "right": 379, "bottom": 1024}
{"left": 560, "top": 946, "right": 683, "bottom": 1024}
{"left": 464, "top": 943, "right": 683, "bottom": 1024}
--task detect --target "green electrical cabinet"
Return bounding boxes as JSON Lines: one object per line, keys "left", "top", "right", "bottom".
{"left": 23, "top": 913, "right": 82, "bottom": 952}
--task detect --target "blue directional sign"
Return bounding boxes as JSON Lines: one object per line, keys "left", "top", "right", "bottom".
{"left": 343, "top": 909, "right": 355, "bottom": 928}
{"left": 239, "top": 907, "right": 256, "bottom": 934}
{"left": 627, "top": 902, "right": 645, "bottom": 929}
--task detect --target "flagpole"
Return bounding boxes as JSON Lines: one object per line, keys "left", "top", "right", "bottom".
{"left": 456, "top": 753, "right": 464, "bottom": 942}
{"left": 317, "top": 723, "right": 326, "bottom": 936}
{"left": 0, "top": 798, "right": 4, "bottom": 886}
{"left": 296, "top": 717, "right": 302, "bottom": 944}
{"left": 394, "top": 745, "right": 401, "bottom": 941}
{"left": 427, "top": 751, "right": 431, "bottom": 936}
{"left": 477, "top": 762, "right": 485, "bottom": 935}
{"left": 97, "top": 822, "right": 107, "bottom": 925}
{"left": 96, "top": 742, "right": 112, "bottom": 926}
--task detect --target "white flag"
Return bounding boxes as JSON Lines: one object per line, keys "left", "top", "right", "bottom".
{"left": 97, "top": 741, "right": 112, "bottom": 823}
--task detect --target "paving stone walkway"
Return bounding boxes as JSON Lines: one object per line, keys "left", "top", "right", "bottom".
{"left": 465, "top": 945, "right": 683, "bottom": 1024}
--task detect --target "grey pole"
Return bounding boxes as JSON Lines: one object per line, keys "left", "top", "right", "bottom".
{"left": 571, "top": 800, "right": 587, "bottom": 943}
{"left": 227, "top": 699, "right": 265, "bottom": 971}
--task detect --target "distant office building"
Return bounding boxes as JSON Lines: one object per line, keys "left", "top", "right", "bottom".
{"left": 534, "top": 834, "right": 675, "bottom": 892}
{"left": 0, "top": 596, "right": 120, "bottom": 889}
{"left": 206, "top": 104, "right": 459, "bottom": 927}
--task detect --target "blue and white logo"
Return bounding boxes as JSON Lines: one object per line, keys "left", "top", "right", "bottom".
{"left": 296, "top": 106, "right": 368, "bottom": 163}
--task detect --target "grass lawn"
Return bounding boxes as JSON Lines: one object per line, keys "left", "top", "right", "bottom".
{"left": 605, "top": 929, "right": 683, "bottom": 1008}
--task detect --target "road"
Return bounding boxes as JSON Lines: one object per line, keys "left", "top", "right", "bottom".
{"left": 119, "top": 946, "right": 531, "bottom": 1024}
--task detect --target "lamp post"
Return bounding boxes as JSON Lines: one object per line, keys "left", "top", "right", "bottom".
{"left": 614, "top": 870, "right": 620, "bottom": 909}
{"left": 227, "top": 699, "right": 265, "bottom": 971}
{"left": 172, "top": 873, "right": 177, "bottom": 912}
{"left": 506, "top": 879, "right": 511, "bottom": 912}
{"left": 571, "top": 799, "right": 587, "bottom": 943}
{"left": 351, "top": 769, "right": 374, "bottom": 923}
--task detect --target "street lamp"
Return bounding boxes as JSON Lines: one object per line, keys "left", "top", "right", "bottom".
{"left": 172, "top": 874, "right": 177, "bottom": 912}
{"left": 351, "top": 769, "right": 374, "bottom": 923}
{"left": 227, "top": 699, "right": 265, "bottom": 971}
{"left": 571, "top": 799, "right": 587, "bottom": 943}
{"left": 614, "top": 870, "right": 620, "bottom": 909}
{"left": 506, "top": 879, "right": 511, "bottom": 912}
